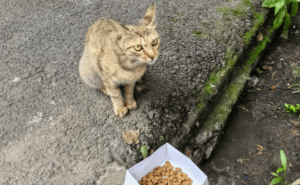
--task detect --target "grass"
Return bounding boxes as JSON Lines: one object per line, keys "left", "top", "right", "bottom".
{"left": 192, "top": 31, "right": 202, "bottom": 37}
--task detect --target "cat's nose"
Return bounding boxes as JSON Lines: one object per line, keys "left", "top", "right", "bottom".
{"left": 149, "top": 55, "right": 154, "bottom": 60}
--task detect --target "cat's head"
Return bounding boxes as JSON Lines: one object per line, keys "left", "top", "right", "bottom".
{"left": 111, "top": 4, "right": 160, "bottom": 65}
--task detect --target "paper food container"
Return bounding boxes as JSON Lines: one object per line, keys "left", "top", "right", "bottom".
{"left": 124, "top": 143, "right": 209, "bottom": 185}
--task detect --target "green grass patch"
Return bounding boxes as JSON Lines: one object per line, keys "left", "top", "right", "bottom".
{"left": 192, "top": 31, "right": 202, "bottom": 37}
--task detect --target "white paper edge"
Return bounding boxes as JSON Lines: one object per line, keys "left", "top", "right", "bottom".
{"left": 124, "top": 143, "right": 209, "bottom": 185}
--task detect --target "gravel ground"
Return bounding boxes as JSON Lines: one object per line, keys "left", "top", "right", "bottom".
{"left": 0, "top": 0, "right": 260, "bottom": 184}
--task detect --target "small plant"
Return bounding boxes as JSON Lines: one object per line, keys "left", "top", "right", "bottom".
{"left": 284, "top": 103, "right": 300, "bottom": 113}
{"left": 293, "top": 69, "right": 300, "bottom": 76}
{"left": 140, "top": 145, "right": 148, "bottom": 159}
{"left": 159, "top": 136, "right": 164, "bottom": 141}
{"left": 262, "top": 0, "right": 300, "bottom": 38}
{"left": 256, "top": 68, "right": 263, "bottom": 74}
{"left": 291, "top": 81, "right": 300, "bottom": 93}
{"left": 270, "top": 150, "right": 291, "bottom": 185}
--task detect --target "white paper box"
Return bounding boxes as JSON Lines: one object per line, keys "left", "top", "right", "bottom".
{"left": 124, "top": 143, "right": 209, "bottom": 185}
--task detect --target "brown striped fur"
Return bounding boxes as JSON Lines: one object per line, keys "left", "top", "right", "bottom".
{"left": 79, "top": 4, "right": 160, "bottom": 117}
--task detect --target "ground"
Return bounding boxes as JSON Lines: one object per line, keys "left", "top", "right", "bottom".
{"left": 202, "top": 12, "right": 300, "bottom": 185}
{"left": 0, "top": 0, "right": 297, "bottom": 184}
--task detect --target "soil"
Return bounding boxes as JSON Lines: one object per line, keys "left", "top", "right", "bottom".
{"left": 201, "top": 12, "right": 300, "bottom": 185}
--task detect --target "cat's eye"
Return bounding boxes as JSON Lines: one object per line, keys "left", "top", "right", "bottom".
{"left": 152, "top": 39, "right": 158, "bottom": 46}
{"left": 133, "top": 45, "right": 143, "bottom": 51}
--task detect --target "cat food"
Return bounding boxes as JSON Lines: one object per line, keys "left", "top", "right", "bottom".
{"left": 139, "top": 161, "right": 193, "bottom": 185}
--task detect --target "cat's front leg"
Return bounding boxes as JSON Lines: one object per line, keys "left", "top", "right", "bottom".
{"left": 105, "top": 83, "right": 128, "bottom": 117}
{"left": 125, "top": 83, "right": 137, "bottom": 110}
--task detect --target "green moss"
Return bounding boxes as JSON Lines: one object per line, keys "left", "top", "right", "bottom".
{"left": 216, "top": 5, "right": 249, "bottom": 18}
{"left": 192, "top": 31, "right": 202, "bottom": 37}
{"left": 216, "top": 7, "right": 230, "bottom": 16}
{"left": 243, "top": 9, "right": 265, "bottom": 45}
{"left": 205, "top": 86, "right": 213, "bottom": 97}
{"left": 241, "top": 0, "right": 252, "bottom": 7}
{"left": 247, "top": 36, "right": 270, "bottom": 65}
{"left": 204, "top": 81, "right": 245, "bottom": 130}
{"left": 202, "top": 21, "right": 210, "bottom": 27}
{"left": 171, "top": 19, "right": 178, "bottom": 23}
{"left": 197, "top": 102, "right": 205, "bottom": 110}
{"left": 232, "top": 9, "right": 243, "bottom": 16}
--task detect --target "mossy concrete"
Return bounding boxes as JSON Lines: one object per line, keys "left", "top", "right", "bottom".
{"left": 181, "top": 7, "right": 279, "bottom": 165}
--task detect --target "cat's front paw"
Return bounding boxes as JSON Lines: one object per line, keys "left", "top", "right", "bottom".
{"left": 114, "top": 107, "right": 128, "bottom": 118}
{"left": 125, "top": 100, "right": 137, "bottom": 110}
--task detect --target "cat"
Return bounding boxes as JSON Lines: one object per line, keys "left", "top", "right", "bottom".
{"left": 79, "top": 4, "right": 160, "bottom": 118}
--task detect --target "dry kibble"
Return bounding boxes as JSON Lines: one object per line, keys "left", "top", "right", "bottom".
{"left": 139, "top": 161, "right": 193, "bottom": 185}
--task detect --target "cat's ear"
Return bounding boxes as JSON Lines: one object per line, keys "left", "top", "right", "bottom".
{"left": 109, "top": 19, "right": 130, "bottom": 40}
{"left": 142, "top": 3, "right": 156, "bottom": 28}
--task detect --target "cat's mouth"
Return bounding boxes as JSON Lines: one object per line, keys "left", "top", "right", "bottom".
{"left": 147, "top": 57, "right": 157, "bottom": 65}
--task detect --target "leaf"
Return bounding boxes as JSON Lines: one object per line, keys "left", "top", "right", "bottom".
{"left": 274, "top": 1, "right": 285, "bottom": 15}
{"left": 273, "top": 8, "right": 285, "bottom": 29}
{"left": 277, "top": 167, "right": 284, "bottom": 173}
{"left": 270, "top": 177, "right": 282, "bottom": 185}
{"left": 291, "top": 2, "right": 298, "bottom": 17}
{"left": 283, "top": 9, "right": 291, "bottom": 32}
{"left": 270, "top": 86, "right": 277, "bottom": 90}
{"left": 280, "top": 149, "right": 287, "bottom": 170}
{"left": 285, "top": 103, "right": 289, "bottom": 108}
{"left": 272, "top": 172, "right": 279, "bottom": 176}
{"left": 140, "top": 145, "right": 148, "bottom": 159}
{"left": 257, "top": 33, "right": 264, "bottom": 42}
{"left": 262, "top": 0, "right": 280, "bottom": 8}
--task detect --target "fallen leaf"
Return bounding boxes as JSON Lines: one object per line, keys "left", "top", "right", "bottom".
{"left": 272, "top": 71, "right": 277, "bottom": 79}
{"left": 150, "top": 149, "right": 154, "bottom": 155}
{"left": 290, "top": 162, "right": 292, "bottom": 167}
{"left": 257, "top": 144, "right": 265, "bottom": 155}
{"left": 185, "top": 148, "right": 192, "bottom": 159}
{"left": 122, "top": 130, "right": 139, "bottom": 144}
{"left": 237, "top": 158, "right": 245, "bottom": 163}
{"left": 257, "top": 33, "right": 263, "bottom": 42}
{"left": 290, "top": 118, "right": 300, "bottom": 126}
{"left": 270, "top": 86, "right": 276, "bottom": 90}
{"left": 262, "top": 65, "right": 267, "bottom": 69}
{"left": 257, "top": 88, "right": 261, "bottom": 91}
{"left": 291, "top": 129, "right": 299, "bottom": 136}
{"left": 296, "top": 30, "right": 299, "bottom": 34}
{"left": 288, "top": 86, "right": 292, "bottom": 89}
{"left": 257, "top": 144, "right": 265, "bottom": 149}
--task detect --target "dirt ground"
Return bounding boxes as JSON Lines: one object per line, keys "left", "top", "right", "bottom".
{"left": 201, "top": 12, "right": 300, "bottom": 185}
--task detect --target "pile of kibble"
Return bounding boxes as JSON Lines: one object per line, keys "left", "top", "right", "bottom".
{"left": 139, "top": 161, "right": 193, "bottom": 185}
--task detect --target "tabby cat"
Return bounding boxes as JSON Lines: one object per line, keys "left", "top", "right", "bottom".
{"left": 79, "top": 4, "right": 160, "bottom": 117}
